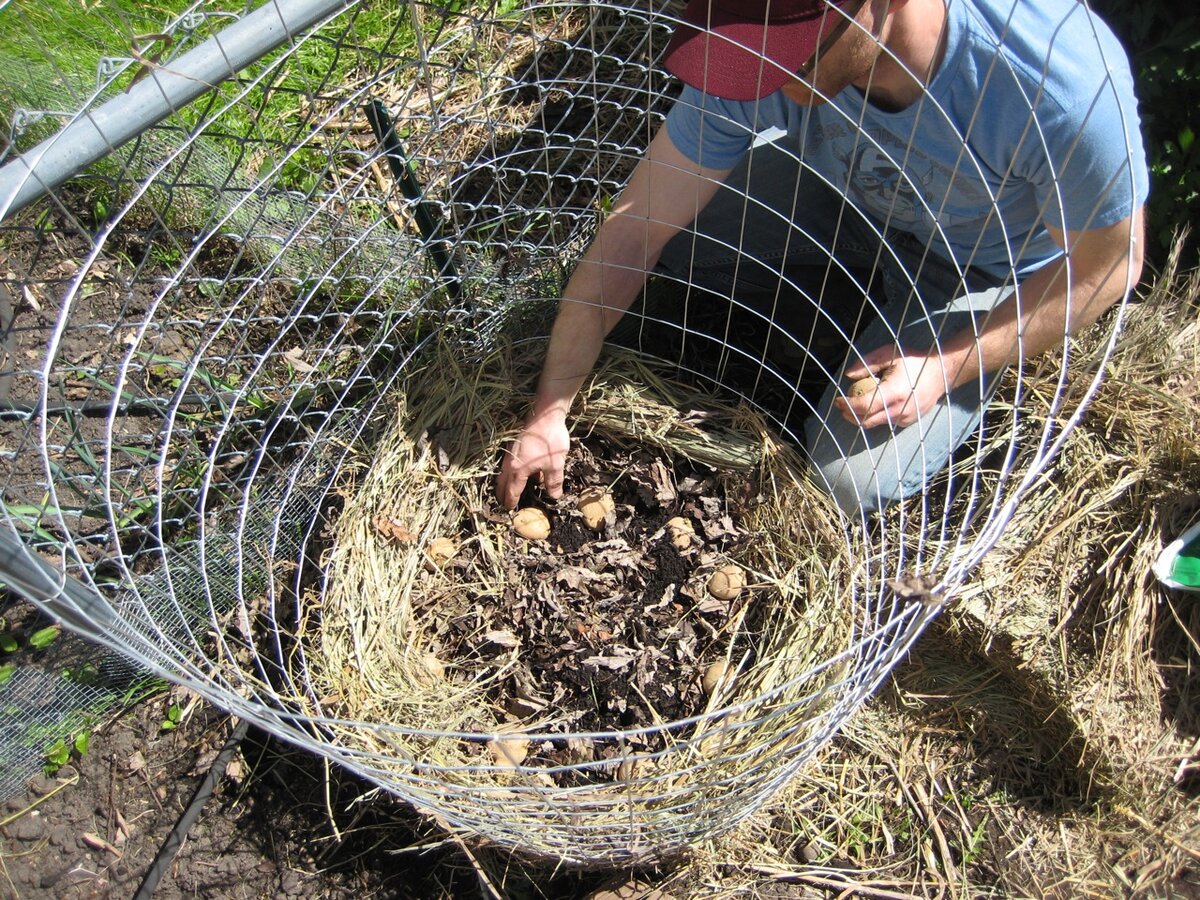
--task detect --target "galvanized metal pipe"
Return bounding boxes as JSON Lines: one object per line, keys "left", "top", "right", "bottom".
{"left": 0, "top": 528, "right": 117, "bottom": 637}
{"left": 0, "top": 0, "right": 350, "bottom": 221}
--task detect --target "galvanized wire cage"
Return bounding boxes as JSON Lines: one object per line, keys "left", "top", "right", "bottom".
{"left": 0, "top": 0, "right": 1144, "bottom": 863}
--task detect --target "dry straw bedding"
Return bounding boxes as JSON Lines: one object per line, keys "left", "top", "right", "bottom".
{"left": 301, "top": 335, "right": 869, "bottom": 836}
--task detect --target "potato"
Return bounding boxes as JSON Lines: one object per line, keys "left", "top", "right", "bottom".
{"left": 577, "top": 489, "right": 615, "bottom": 531}
{"left": 848, "top": 375, "right": 880, "bottom": 399}
{"left": 512, "top": 507, "right": 551, "bottom": 540}
{"left": 707, "top": 563, "right": 746, "bottom": 600}
{"left": 665, "top": 516, "right": 696, "bottom": 550}
{"left": 702, "top": 660, "right": 729, "bottom": 696}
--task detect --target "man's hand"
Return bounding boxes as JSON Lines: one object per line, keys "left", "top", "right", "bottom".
{"left": 835, "top": 345, "right": 955, "bottom": 430}
{"left": 835, "top": 209, "right": 1145, "bottom": 434}
{"left": 497, "top": 410, "right": 571, "bottom": 509}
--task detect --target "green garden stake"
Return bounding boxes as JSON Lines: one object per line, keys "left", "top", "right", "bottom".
{"left": 366, "top": 99, "right": 462, "bottom": 302}
{"left": 1154, "top": 521, "right": 1200, "bottom": 592}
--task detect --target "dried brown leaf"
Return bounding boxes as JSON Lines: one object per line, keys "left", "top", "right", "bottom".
{"left": 373, "top": 514, "right": 416, "bottom": 543}
{"left": 82, "top": 832, "right": 121, "bottom": 856}
{"left": 583, "top": 651, "right": 638, "bottom": 671}
{"left": 483, "top": 629, "right": 520, "bottom": 649}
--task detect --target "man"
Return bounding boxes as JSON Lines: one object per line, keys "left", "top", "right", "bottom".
{"left": 497, "top": 0, "right": 1147, "bottom": 516}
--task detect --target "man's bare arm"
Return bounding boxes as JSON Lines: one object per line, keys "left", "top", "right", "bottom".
{"left": 497, "top": 128, "right": 732, "bottom": 508}
{"left": 840, "top": 207, "right": 1145, "bottom": 429}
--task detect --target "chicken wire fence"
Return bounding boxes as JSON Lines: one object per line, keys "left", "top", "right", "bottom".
{"left": 0, "top": 0, "right": 1142, "bottom": 864}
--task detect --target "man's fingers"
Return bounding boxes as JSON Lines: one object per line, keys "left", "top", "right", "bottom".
{"left": 497, "top": 445, "right": 529, "bottom": 510}
{"left": 842, "top": 362, "right": 869, "bottom": 380}
{"left": 834, "top": 396, "right": 866, "bottom": 426}
{"left": 542, "top": 472, "right": 564, "bottom": 499}
{"left": 506, "top": 479, "right": 526, "bottom": 510}
{"left": 839, "top": 406, "right": 862, "bottom": 426}
{"left": 836, "top": 392, "right": 903, "bottom": 430}
{"left": 842, "top": 362, "right": 884, "bottom": 382}
{"left": 498, "top": 469, "right": 525, "bottom": 510}
{"left": 859, "top": 397, "right": 918, "bottom": 430}
{"left": 497, "top": 452, "right": 560, "bottom": 508}
{"left": 845, "top": 349, "right": 899, "bottom": 381}
{"left": 497, "top": 417, "right": 570, "bottom": 509}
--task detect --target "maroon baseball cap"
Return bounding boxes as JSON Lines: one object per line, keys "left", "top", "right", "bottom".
{"left": 663, "top": 0, "right": 835, "bottom": 101}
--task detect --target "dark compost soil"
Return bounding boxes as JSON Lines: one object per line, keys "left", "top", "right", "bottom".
{"left": 415, "top": 429, "right": 765, "bottom": 775}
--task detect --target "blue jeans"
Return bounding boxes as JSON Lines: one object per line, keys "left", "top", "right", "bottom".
{"left": 655, "top": 143, "right": 1013, "bottom": 516}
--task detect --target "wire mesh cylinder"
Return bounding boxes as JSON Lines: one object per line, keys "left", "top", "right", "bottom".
{"left": 0, "top": 0, "right": 1144, "bottom": 863}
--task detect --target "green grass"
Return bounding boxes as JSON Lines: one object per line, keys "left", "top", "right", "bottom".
{"left": 0, "top": 0, "right": 424, "bottom": 257}
{"left": 0, "top": 0, "right": 192, "bottom": 137}
{"left": 1, "top": 0, "right": 444, "bottom": 178}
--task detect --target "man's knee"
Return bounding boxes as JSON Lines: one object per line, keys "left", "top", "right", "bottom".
{"left": 804, "top": 414, "right": 928, "bottom": 517}
{"left": 808, "top": 447, "right": 906, "bottom": 517}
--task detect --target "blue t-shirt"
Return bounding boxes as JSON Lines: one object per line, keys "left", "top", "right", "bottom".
{"left": 665, "top": 0, "right": 1149, "bottom": 279}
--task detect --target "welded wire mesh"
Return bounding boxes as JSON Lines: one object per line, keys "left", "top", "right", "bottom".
{"left": 0, "top": 0, "right": 1144, "bottom": 863}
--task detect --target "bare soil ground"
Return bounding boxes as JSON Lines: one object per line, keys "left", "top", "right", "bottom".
{"left": 0, "top": 683, "right": 660, "bottom": 898}
{"left": 0, "top": 700, "right": 376, "bottom": 897}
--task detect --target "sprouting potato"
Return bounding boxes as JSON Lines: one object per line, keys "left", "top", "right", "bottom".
{"left": 512, "top": 507, "right": 551, "bottom": 540}
{"left": 848, "top": 375, "right": 880, "bottom": 399}
{"left": 707, "top": 563, "right": 746, "bottom": 601}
